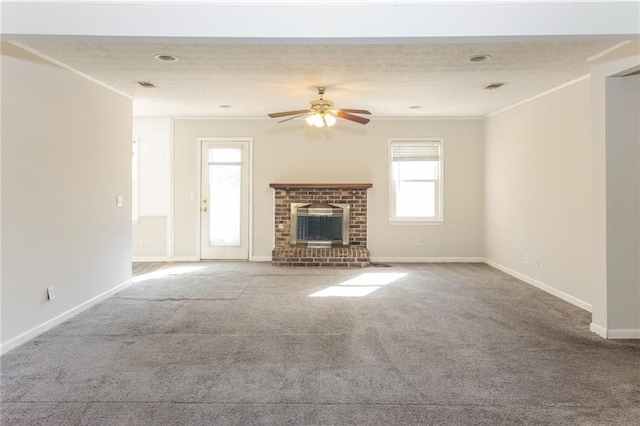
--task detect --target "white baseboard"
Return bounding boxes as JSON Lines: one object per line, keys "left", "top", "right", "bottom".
{"left": 590, "top": 323, "right": 640, "bottom": 339}
{"left": 590, "top": 322, "right": 608, "bottom": 338}
{"left": 0, "top": 279, "right": 133, "bottom": 355}
{"left": 484, "top": 258, "right": 592, "bottom": 312}
{"left": 133, "top": 256, "right": 273, "bottom": 262}
{"left": 607, "top": 329, "right": 640, "bottom": 339}
{"left": 370, "top": 257, "right": 484, "bottom": 263}
{"left": 251, "top": 256, "right": 272, "bottom": 262}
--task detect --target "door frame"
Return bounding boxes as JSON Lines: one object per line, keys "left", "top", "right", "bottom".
{"left": 196, "top": 137, "right": 253, "bottom": 260}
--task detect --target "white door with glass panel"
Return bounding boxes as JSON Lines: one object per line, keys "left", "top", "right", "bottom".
{"left": 200, "top": 140, "right": 250, "bottom": 259}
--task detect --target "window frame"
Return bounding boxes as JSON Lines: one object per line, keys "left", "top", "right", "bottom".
{"left": 132, "top": 138, "right": 140, "bottom": 223}
{"left": 388, "top": 138, "right": 444, "bottom": 225}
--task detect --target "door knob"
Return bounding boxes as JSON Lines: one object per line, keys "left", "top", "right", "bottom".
{"left": 201, "top": 206, "right": 208, "bottom": 212}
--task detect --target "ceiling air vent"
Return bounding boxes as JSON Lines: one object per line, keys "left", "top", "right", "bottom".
{"left": 470, "top": 55, "right": 491, "bottom": 62}
{"left": 484, "top": 82, "right": 506, "bottom": 90}
{"left": 136, "top": 81, "right": 156, "bottom": 88}
{"left": 155, "top": 54, "right": 178, "bottom": 62}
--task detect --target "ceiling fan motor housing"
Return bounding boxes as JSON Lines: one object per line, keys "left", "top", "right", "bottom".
{"left": 309, "top": 99, "right": 335, "bottom": 114}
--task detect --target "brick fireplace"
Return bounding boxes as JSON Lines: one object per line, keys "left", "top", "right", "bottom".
{"left": 270, "top": 183, "right": 372, "bottom": 267}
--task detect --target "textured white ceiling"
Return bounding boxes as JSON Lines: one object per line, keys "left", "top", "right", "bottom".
{"left": 21, "top": 39, "right": 620, "bottom": 118}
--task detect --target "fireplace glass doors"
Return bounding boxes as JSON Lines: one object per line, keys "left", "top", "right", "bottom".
{"left": 290, "top": 203, "right": 349, "bottom": 247}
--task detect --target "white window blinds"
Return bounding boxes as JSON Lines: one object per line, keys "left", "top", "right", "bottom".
{"left": 391, "top": 142, "right": 440, "bottom": 162}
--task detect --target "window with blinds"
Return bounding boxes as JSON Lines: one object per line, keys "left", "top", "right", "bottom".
{"left": 389, "top": 139, "right": 443, "bottom": 223}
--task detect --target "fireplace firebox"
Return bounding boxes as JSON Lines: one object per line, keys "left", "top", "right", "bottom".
{"left": 290, "top": 202, "right": 349, "bottom": 247}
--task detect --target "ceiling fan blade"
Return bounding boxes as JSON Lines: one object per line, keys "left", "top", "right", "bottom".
{"left": 339, "top": 108, "right": 371, "bottom": 115}
{"left": 268, "top": 109, "right": 311, "bottom": 118}
{"left": 277, "top": 114, "right": 307, "bottom": 123}
{"left": 337, "top": 110, "right": 370, "bottom": 125}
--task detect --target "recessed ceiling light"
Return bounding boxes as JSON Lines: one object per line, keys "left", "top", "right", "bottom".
{"left": 219, "top": 105, "right": 232, "bottom": 108}
{"left": 155, "top": 54, "right": 178, "bottom": 62}
{"left": 409, "top": 105, "right": 422, "bottom": 109}
{"left": 136, "top": 81, "right": 156, "bottom": 88}
{"left": 470, "top": 55, "right": 491, "bottom": 62}
{"left": 484, "top": 82, "right": 506, "bottom": 90}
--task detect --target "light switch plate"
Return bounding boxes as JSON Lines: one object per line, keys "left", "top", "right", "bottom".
{"left": 116, "top": 195, "right": 123, "bottom": 207}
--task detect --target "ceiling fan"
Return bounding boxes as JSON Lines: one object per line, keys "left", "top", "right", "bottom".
{"left": 267, "top": 87, "right": 371, "bottom": 127}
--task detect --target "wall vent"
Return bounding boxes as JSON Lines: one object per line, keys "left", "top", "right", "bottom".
{"left": 136, "top": 81, "right": 156, "bottom": 88}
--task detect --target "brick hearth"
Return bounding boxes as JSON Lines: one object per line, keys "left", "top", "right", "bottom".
{"left": 270, "top": 183, "right": 372, "bottom": 267}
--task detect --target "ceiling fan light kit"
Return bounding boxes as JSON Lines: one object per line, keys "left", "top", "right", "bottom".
{"left": 268, "top": 87, "right": 371, "bottom": 127}
{"left": 306, "top": 112, "right": 336, "bottom": 128}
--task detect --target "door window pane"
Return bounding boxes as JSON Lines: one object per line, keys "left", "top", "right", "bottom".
{"left": 209, "top": 148, "right": 241, "bottom": 163}
{"left": 209, "top": 148, "right": 241, "bottom": 247}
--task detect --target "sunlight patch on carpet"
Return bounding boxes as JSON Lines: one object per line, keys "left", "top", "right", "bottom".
{"left": 309, "top": 272, "right": 407, "bottom": 297}
{"left": 339, "top": 272, "right": 407, "bottom": 286}
{"left": 133, "top": 266, "right": 205, "bottom": 283}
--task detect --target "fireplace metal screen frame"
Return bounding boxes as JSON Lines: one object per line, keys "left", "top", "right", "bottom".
{"left": 290, "top": 202, "right": 350, "bottom": 247}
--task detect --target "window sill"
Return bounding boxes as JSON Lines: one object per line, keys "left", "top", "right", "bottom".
{"left": 389, "top": 219, "right": 444, "bottom": 226}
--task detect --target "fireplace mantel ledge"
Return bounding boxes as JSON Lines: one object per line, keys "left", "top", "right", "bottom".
{"left": 269, "top": 183, "right": 373, "bottom": 190}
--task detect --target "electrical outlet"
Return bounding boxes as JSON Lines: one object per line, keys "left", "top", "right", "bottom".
{"left": 416, "top": 238, "right": 422, "bottom": 247}
{"left": 524, "top": 253, "right": 529, "bottom": 264}
{"left": 535, "top": 258, "right": 540, "bottom": 268}
{"left": 139, "top": 239, "right": 146, "bottom": 247}
{"left": 47, "top": 286, "right": 55, "bottom": 301}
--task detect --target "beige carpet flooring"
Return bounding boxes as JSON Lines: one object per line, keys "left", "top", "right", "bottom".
{"left": 2, "top": 262, "right": 639, "bottom": 425}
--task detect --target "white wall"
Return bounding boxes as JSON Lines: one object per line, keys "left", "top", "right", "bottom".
{"left": 132, "top": 217, "right": 168, "bottom": 259}
{"left": 1, "top": 43, "right": 133, "bottom": 352}
{"left": 484, "top": 78, "right": 593, "bottom": 310}
{"left": 604, "top": 74, "right": 640, "bottom": 333}
{"left": 132, "top": 117, "right": 171, "bottom": 258}
{"left": 173, "top": 118, "right": 484, "bottom": 261}
{"left": 134, "top": 117, "right": 170, "bottom": 216}
{"left": 590, "top": 44, "right": 640, "bottom": 338}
